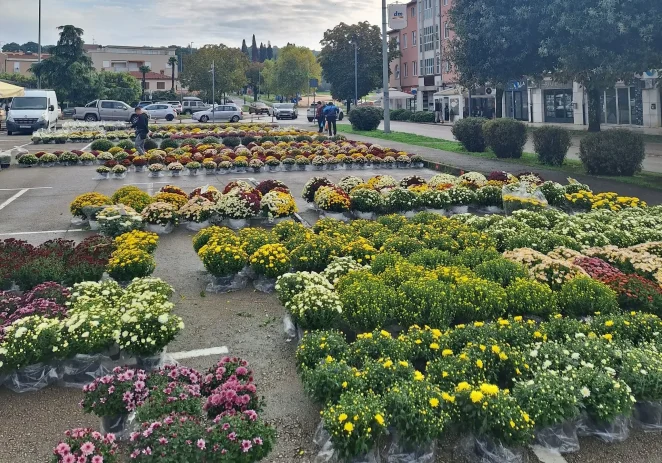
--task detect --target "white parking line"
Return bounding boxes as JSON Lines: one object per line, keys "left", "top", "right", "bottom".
{"left": 0, "top": 187, "right": 53, "bottom": 191}
{"left": 81, "top": 142, "right": 93, "bottom": 151}
{"left": 169, "top": 346, "right": 229, "bottom": 360}
{"left": 0, "top": 189, "right": 29, "bottom": 211}
{"left": 0, "top": 229, "right": 84, "bottom": 236}
{"left": 530, "top": 445, "right": 568, "bottom": 463}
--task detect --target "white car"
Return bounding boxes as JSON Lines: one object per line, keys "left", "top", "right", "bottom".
{"left": 192, "top": 104, "right": 243, "bottom": 123}
{"left": 271, "top": 103, "right": 298, "bottom": 120}
{"left": 143, "top": 103, "right": 178, "bottom": 121}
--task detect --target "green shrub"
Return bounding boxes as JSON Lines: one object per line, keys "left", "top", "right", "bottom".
{"left": 302, "top": 360, "right": 365, "bottom": 404}
{"left": 381, "top": 236, "right": 425, "bottom": 257}
{"left": 483, "top": 118, "right": 527, "bottom": 159}
{"left": 455, "top": 247, "right": 501, "bottom": 269}
{"left": 201, "top": 136, "right": 220, "bottom": 144}
{"left": 348, "top": 107, "right": 383, "bottom": 131}
{"left": 450, "top": 279, "right": 507, "bottom": 323}
{"left": 370, "top": 252, "right": 405, "bottom": 274}
{"left": 391, "top": 109, "right": 413, "bottom": 121}
{"left": 339, "top": 280, "right": 398, "bottom": 331}
{"left": 532, "top": 126, "right": 572, "bottom": 166}
{"left": 222, "top": 136, "right": 241, "bottom": 147}
{"left": 90, "top": 139, "right": 114, "bottom": 152}
{"left": 474, "top": 258, "right": 529, "bottom": 287}
{"left": 410, "top": 111, "right": 436, "bottom": 123}
{"left": 390, "top": 109, "right": 405, "bottom": 120}
{"left": 296, "top": 330, "right": 349, "bottom": 370}
{"left": 579, "top": 129, "right": 645, "bottom": 176}
{"left": 396, "top": 279, "right": 454, "bottom": 328}
{"left": 506, "top": 278, "right": 557, "bottom": 318}
{"left": 408, "top": 249, "right": 455, "bottom": 269}
{"left": 296, "top": 135, "right": 314, "bottom": 142}
{"left": 143, "top": 139, "right": 158, "bottom": 151}
{"left": 159, "top": 138, "right": 179, "bottom": 149}
{"left": 451, "top": 117, "right": 487, "bottom": 152}
{"left": 241, "top": 135, "right": 257, "bottom": 146}
{"left": 179, "top": 138, "right": 198, "bottom": 147}
{"left": 260, "top": 135, "right": 277, "bottom": 144}
{"left": 115, "top": 139, "right": 134, "bottom": 150}
{"left": 557, "top": 277, "right": 619, "bottom": 317}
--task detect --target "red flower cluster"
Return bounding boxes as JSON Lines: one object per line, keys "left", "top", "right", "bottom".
{"left": 602, "top": 274, "right": 662, "bottom": 313}
{"left": 573, "top": 257, "right": 625, "bottom": 281}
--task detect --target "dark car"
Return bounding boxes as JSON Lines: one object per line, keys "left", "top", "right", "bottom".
{"left": 248, "top": 102, "right": 270, "bottom": 115}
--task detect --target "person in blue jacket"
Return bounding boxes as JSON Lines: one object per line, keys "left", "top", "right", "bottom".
{"left": 322, "top": 102, "right": 339, "bottom": 136}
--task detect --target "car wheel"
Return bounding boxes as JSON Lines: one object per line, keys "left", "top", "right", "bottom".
{"left": 84, "top": 114, "right": 98, "bottom": 122}
{"left": 307, "top": 117, "right": 314, "bottom": 122}
{"left": 200, "top": 115, "right": 209, "bottom": 123}
{"left": 165, "top": 114, "right": 174, "bottom": 121}
{"left": 129, "top": 115, "right": 138, "bottom": 125}
{"left": 7, "top": 131, "right": 12, "bottom": 135}
{"left": 231, "top": 116, "right": 239, "bottom": 123}
{"left": 339, "top": 114, "right": 344, "bottom": 121}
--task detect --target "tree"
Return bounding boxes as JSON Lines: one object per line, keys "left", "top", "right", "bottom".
{"left": 259, "top": 43, "right": 266, "bottom": 63}
{"left": 449, "top": 0, "right": 662, "bottom": 131}
{"left": 251, "top": 35, "right": 259, "bottom": 62}
{"left": 21, "top": 41, "right": 39, "bottom": 53}
{"left": 97, "top": 72, "right": 142, "bottom": 103}
{"left": 241, "top": 39, "right": 249, "bottom": 59}
{"left": 180, "top": 44, "right": 249, "bottom": 102}
{"left": 168, "top": 56, "right": 178, "bottom": 90}
{"left": 318, "top": 22, "right": 400, "bottom": 112}
{"left": 0, "top": 72, "right": 37, "bottom": 88}
{"left": 260, "top": 59, "right": 276, "bottom": 98}
{"left": 138, "top": 65, "right": 151, "bottom": 100}
{"left": 246, "top": 62, "right": 265, "bottom": 101}
{"left": 30, "top": 25, "right": 97, "bottom": 105}
{"left": 272, "top": 44, "right": 321, "bottom": 99}
{"left": 2, "top": 42, "right": 21, "bottom": 52}
{"left": 267, "top": 42, "right": 273, "bottom": 60}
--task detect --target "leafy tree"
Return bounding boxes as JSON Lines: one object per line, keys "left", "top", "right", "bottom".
{"left": 138, "top": 65, "right": 151, "bottom": 100}
{"left": 2, "top": 42, "right": 21, "bottom": 52}
{"left": 180, "top": 44, "right": 248, "bottom": 102}
{"left": 267, "top": 42, "right": 273, "bottom": 60}
{"left": 151, "top": 90, "right": 179, "bottom": 102}
{"left": 251, "top": 35, "right": 259, "bottom": 62}
{"left": 21, "top": 41, "right": 39, "bottom": 53}
{"left": 319, "top": 22, "right": 399, "bottom": 112}
{"left": 273, "top": 44, "right": 320, "bottom": 99}
{"left": 0, "top": 72, "right": 37, "bottom": 88}
{"left": 241, "top": 39, "right": 249, "bottom": 59}
{"left": 260, "top": 59, "right": 276, "bottom": 98}
{"left": 246, "top": 62, "right": 265, "bottom": 101}
{"left": 30, "top": 25, "right": 97, "bottom": 105}
{"left": 168, "top": 56, "right": 178, "bottom": 90}
{"left": 97, "top": 72, "right": 141, "bottom": 103}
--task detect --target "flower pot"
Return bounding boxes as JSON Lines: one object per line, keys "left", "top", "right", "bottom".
{"left": 578, "top": 414, "right": 630, "bottom": 443}
{"left": 312, "top": 165, "right": 325, "bottom": 171}
{"left": 283, "top": 165, "right": 294, "bottom": 171}
{"left": 205, "top": 169, "right": 216, "bottom": 175}
{"left": 384, "top": 163, "right": 394, "bottom": 169}
{"left": 81, "top": 160, "right": 94, "bottom": 166}
{"left": 357, "top": 164, "right": 366, "bottom": 170}
{"left": 189, "top": 169, "right": 199, "bottom": 176}
{"left": 18, "top": 164, "right": 34, "bottom": 168}
{"left": 323, "top": 211, "right": 347, "bottom": 221}
{"left": 402, "top": 210, "right": 417, "bottom": 218}
{"left": 266, "top": 216, "right": 290, "bottom": 225}
{"left": 134, "top": 165, "right": 146, "bottom": 173}
{"left": 186, "top": 220, "right": 210, "bottom": 231}
{"left": 145, "top": 223, "right": 175, "bottom": 234}
{"left": 228, "top": 218, "right": 249, "bottom": 230}
{"left": 327, "top": 164, "right": 338, "bottom": 170}
{"left": 252, "top": 167, "right": 263, "bottom": 173}
{"left": 454, "top": 436, "right": 527, "bottom": 463}
{"left": 206, "top": 273, "right": 248, "bottom": 293}
{"left": 253, "top": 275, "right": 277, "bottom": 293}
{"left": 634, "top": 401, "right": 662, "bottom": 431}
{"left": 268, "top": 166, "right": 279, "bottom": 172}
{"left": 344, "top": 164, "right": 353, "bottom": 170}
{"left": 534, "top": 421, "right": 580, "bottom": 454}
{"left": 40, "top": 162, "right": 55, "bottom": 168}
{"left": 97, "top": 172, "right": 110, "bottom": 179}
{"left": 354, "top": 211, "right": 376, "bottom": 220}
{"left": 451, "top": 205, "right": 469, "bottom": 214}
{"left": 218, "top": 168, "right": 230, "bottom": 175}
{"left": 89, "top": 220, "right": 100, "bottom": 231}
{"left": 136, "top": 351, "right": 164, "bottom": 371}
{"left": 100, "top": 414, "right": 129, "bottom": 438}
{"left": 6, "top": 362, "right": 60, "bottom": 393}
{"left": 297, "top": 165, "right": 307, "bottom": 171}
{"left": 62, "top": 353, "right": 109, "bottom": 388}
{"left": 0, "top": 163, "right": 10, "bottom": 169}
{"left": 235, "top": 167, "right": 247, "bottom": 173}
{"left": 112, "top": 173, "right": 127, "bottom": 179}
{"left": 170, "top": 170, "right": 181, "bottom": 177}
{"left": 148, "top": 171, "right": 164, "bottom": 178}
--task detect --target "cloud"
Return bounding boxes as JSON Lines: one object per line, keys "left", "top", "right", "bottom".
{"left": 1, "top": 0, "right": 385, "bottom": 49}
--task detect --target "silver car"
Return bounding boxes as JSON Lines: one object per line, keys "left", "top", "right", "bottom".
{"left": 271, "top": 103, "right": 298, "bottom": 120}
{"left": 192, "top": 104, "right": 243, "bottom": 123}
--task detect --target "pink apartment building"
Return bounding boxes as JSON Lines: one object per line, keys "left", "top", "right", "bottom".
{"left": 388, "top": 0, "right": 419, "bottom": 110}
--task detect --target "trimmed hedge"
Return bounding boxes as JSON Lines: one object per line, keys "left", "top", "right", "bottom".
{"left": 348, "top": 107, "right": 383, "bottom": 131}
{"left": 451, "top": 117, "right": 487, "bottom": 152}
{"left": 532, "top": 126, "right": 572, "bottom": 166}
{"left": 579, "top": 129, "right": 645, "bottom": 176}
{"left": 391, "top": 109, "right": 413, "bottom": 121}
{"left": 483, "top": 119, "right": 527, "bottom": 159}
{"left": 410, "top": 112, "right": 436, "bottom": 123}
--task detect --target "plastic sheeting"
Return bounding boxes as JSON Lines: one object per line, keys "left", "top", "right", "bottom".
{"left": 454, "top": 435, "right": 529, "bottom": 463}
{"left": 135, "top": 349, "right": 176, "bottom": 372}
{"left": 634, "top": 402, "right": 662, "bottom": 432}
{"left": 577, "top": 414, "right": 630, "bottom": 443}
{"left": 61, "top": 354, "right": 113, "bottom": 389}
{"left": 253, "top": 275, "right": 277, "bottom": 293}
{"left": 5, "top": 362, "right": 61, "bottom": 393}
{"left": 313, "top": 421, "right": 379, "bottom": 463}
{"left": 502, "top": 183, "right": 548, "bottom": 215}
{"left": 100, "top": 414, "right": 132, "bottom": 440}
{"left": 283, "top": 314, "right": 304, "bottom": 343}
{"left": 386, "top": 433, "right": 435, "bottom": 463}
{"left": 145, "top": 222, "right": 175, "bottom": 235}
{"left": 534, "top": 421, "right": 580, "bottom": 454}
{"left": 186, "top": 220, "right": 211, "bottom": 232}
{"left": 205, "top": 271, "right": 249, "bottom": 294}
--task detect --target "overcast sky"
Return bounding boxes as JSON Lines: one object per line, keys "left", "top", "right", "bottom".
{"left": 1, "top": 0, "right": 384, "bottom": 50}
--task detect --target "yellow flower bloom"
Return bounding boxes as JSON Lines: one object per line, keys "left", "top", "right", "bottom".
{"left": 344, "top": 422, "right": 354, "bottom": 432}
{"left": 441, "top": 392, "right": 455, "bottom": 403}
{"left": 430, "top": 342, "right": 440, "bottom": 350}
{"left": 375, "top": 414, "right": 385, "bottom": 425}
{"left": 429, "top": 398, "right": 440, "bottom": 408}
{"left": 456, "top": 382, "right": 472, "bottom": 392}
{"left": 442, "top": 349, "right": 453, "bottom": 357}
{"left": 338, "top": 413, "right": 348, "bottom": 422}
{"left": 413, "top": 371, "right": 425, "bottom": 381}
{"left": 470, "top": 390, "right": 484, "bottom": 403}
{"left": 476, "top": 359, "right": 484, "bottom": 369}
{"left": 480, "top": 383, "right": 499, "bottom": 396}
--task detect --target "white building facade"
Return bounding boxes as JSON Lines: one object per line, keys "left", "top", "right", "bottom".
{"left": 415, "top": 0, "right": 442, "bottom": 113}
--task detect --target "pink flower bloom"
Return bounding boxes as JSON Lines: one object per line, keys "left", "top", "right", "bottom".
{"left": 129, "top": 450, "right": 140, "bottom": 459}
{"left": 164, "top": 416, "right": 174, "bottom": 425}
{"left": 221, "top": 449, "right": 227, "bottom": 454}
{"left": 197, "top": 439, "right": 206, "bottom": 450}
{"left": 221, "top": 423, "right": 230, "bottom": 430}
{"left": 129, "top": 432, "right": 141, "bottom": 442}
{"left": 241, "top": 440, "right": 253, "bottom": 452}
{"left": 228, "top": 432, "right": 237, "bottom": 441}
{"left": 91, "top": 432, "right": 102, "bottom": 440}
{"left": 62, "top": 455, "right": 76, "bottom": 463}
{"left": 142, "top": 447, "right": 152, "bottom": 455}
{"left": 77, "top": 456, "right": 86, "bottom": 463}
{"left": 253, "top": 437, "right": 263, "bottom": 445}
{"left": 80, "top": 441, "right": 95, "bottom": 456}
{"left": 56, "top": 442, "right": 71, "bottom": 456}
{"left": 105, "top": 434, "right": 116, "bottom": 443}
{"left": 236, "top": 367, "right": 248, "bottom": 376}
{"left": 159, "top": 437, "right": 168, "bottom": 445}
{"left": 92, "top": 456, "right": 104, "bottom": 463}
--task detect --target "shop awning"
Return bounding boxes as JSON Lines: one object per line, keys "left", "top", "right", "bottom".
{"left": 0, "top": 81, "right": 25, "bottom": 98}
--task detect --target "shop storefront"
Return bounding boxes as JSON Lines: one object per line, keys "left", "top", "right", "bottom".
{"left": 543, "top": 89, "right": 574, "bottom": 123}
{"left": 601, "top": 85, "right": 643, "bottom": 126}
{"left": 505, "top": 80, "right": 529, "bottom": 121}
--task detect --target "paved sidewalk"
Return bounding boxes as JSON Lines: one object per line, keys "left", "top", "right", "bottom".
{"left": 368, "top": 121, "right": 662, "bottom": 174}
{"left": 344, "top": 133, "right": 662, "bottom": 205}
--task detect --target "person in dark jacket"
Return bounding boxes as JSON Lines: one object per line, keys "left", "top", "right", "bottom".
{"left": 315, "top": 101, "right": 324, "bottom": 133}
{"left": 131, "top": 107, "right": 150, "bottom": 155}
{"left": 434, "top": 100, "right": 442, "bottom": 123}
{"left": 323, "top": 102, "right": 339, "bottom": 136}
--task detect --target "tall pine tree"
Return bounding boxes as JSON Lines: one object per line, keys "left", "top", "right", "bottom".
{"left": 251, "top": 35, "right": 258, "bottom": 62}
{"left": 266, "top": 41, "right": 273, "bottom": 60}
{"left": 259, "top": 43, "right": 266, "bottom": 62}
{"left": 241, "top": 39, "right": 249, "bottom": 58}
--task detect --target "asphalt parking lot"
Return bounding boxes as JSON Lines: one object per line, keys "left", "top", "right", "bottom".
{"left": 3, "top": 137, "right": 662, "bottom": 462}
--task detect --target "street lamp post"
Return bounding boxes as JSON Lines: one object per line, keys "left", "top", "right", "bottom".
{"left": 381, "top": 0, "right": 391, "bottom": 133}
{"left": 354, "top": 41, "right": 358, "bottom": 109}
{"left": 38, "top": 0, "right": 42, "bottom": 89}
{"left": 211, "top": 61, "right": 215, "bottom": 106}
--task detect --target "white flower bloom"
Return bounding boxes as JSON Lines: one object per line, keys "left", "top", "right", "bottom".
{"left": 580, "top": 387, "right": 591, "bottom": 398}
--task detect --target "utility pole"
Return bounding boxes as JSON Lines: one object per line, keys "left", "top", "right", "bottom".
{"left": 354, "top": 41, "right": 358, "bottom": 109}
{"left": 211, "top": 61, "right": 215, "bottom": 106}
{"left": 381, "top": 0, "right": 391, "bottom": 133}
{"left": 38, "top": 0, "right": 42, "bottom": 89}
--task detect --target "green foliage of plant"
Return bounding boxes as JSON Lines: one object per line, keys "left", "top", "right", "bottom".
{"left": 579, "top": 129, "right": 646, "bottom": 176}
{"left": 532, "top": 126, "right": 572, "bottom": 166}
{"left": 452, "top": 117, "right": 487, "bottom": 152}
{"left": 483, "top": 118, "right": 527, "bottom": 159}
{"left": 557, "top": 277, "right": 619, "bottom": 317}
{"left": 474, "top": 258, "right": 529, "bottom": 287}
{"left": 348, "top": 106, "right": 383, "bottom": 131}
{"left": 506, "top": 278, "right": 557, "bottom": 318}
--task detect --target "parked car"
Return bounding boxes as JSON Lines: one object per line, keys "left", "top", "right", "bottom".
{"left": 72, "top": 100, "right": 137, "bottom": 123}
{"left": 182, "top": 97, "right": 210, "bottom": 115}
{"left": 248, "top": 102, "right": 270, "bottom": 115}
{"left": 143, "top": 103, "right": 178, "bottom": 121}
{"left": 306, "top": 103, "right": 344, "bottom": 122}
{"left": 192, "top": 104, "right": 243, "bottom": 123}
{"left": 137, "top": 101, "right": 153, "bottom": 108}
{"left": 163, "top": 101, "right": 182, "bottom": 114}
{"left": 6, "top": 89, "right": 60, "bottom": 135}
{"left": 271, "top": 103, "right": 298, "bottom": 120}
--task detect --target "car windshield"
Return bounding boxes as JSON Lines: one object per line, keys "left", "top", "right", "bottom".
{"left": 11, "top": 97, "right": 48, "bottom": 110}
{"left": 274, "top": 104, "right": 294, "bottom": 109}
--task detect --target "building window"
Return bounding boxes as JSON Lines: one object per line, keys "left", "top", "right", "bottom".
{"left": 102, "top": 60, "right": 110, "bottom": 68}
{"left": 413, "top": 61, "right": 417, "bottom": 76}
{"left": 436, "top": 56, "right": 441, "bottom": 74}
{"left": 444, "top": 61, "right": 451, "bottom": 72}
{"left": 412, "top": 31, "right": 417, "bottom": 45}
{"left": 144, "top": 61, "right": 151, "bottom": 68}
{"left": 423, "top": 26, "right": 436, "bottom": 52}
{"left": 403, "top": 62, "right": 408, "bottom": 78}
{"left": 424, "top": 58, "right": 434, "bottom": 76}
{"left": 157, "top": 81, "right": 166, "bottom": 90}
{"left": 420, "top": 60, "right": 423, "bottom": 76}
{"left": 403, "top": 33, "right": 407, "bottom": 49}
{"left": 424, "top": 0, "right": 432, "bottom": 19}
{"left": 411, "top": 6, "right": 416, "bottom": 17}
{"left": 13, "top": 62, "right": 20, "bottom": 73}
{"left": 444, "top": 22, "right": 449, "bottom": 39}
{"left": 144, "top": 82, "right": 150, "bottom": 90}
{"left": 395, "top": 65, "right": 400, "bottom": 79}
{"left": 443, "top": 0, "right": 448, "bottom": 5}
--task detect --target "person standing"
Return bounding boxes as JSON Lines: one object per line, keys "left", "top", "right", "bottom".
{"left": 316, "top": 101, "right": 325, "bottom": 133}
{"left": 444, "top": 104, "right": 450, "bottom": 123}
{"left": 323, "top": 101, "right": 339, "bottom": 136}
{"left": 434, "top": 99, "right": 442, "bottom": 123}
{"left": 132, "top": 107, "right": 150, "bottom": 155}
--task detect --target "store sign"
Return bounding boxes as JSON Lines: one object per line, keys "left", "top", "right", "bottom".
{"left": 388, "top": 4, "right": 407, "bottom": 30}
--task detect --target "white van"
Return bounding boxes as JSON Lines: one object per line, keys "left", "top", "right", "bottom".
{"left": 6, "top": 89, "right": 59, "bottom": 135}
